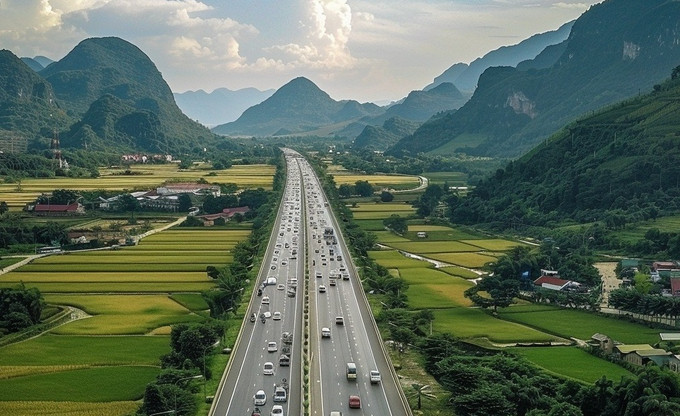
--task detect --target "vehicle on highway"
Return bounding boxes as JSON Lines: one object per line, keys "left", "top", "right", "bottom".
{"left": 252, "top": 407, "right": 262, "bottom": 416}
{"left": 321, "top": 327, "right": 331, "bottom": 338}
{"left": 271, "top": 404, "right": 284, "bottom": 415}
{"left": 279, "top": 354, "right": 290, "bottom": 366}
{"left": 346, "top": 362, "right": 357, "bottom": 380}
{"left": 267, "top": 277, "right": 277, "bottom": 286}
{"left": 253, "top": 389, "right": 266, "bottom": 406}
{"left": 329, "top": 279, "right": 336, "bottom": 286}
{"left": 262, "top": 296, "right": 270, "bottom": 305}
{"left": 348, "top": 395, "right": 361, "bottom": 408}
{"left": 273, "top": 380, "right": 288, "bottom": 402}
{"left": 370, "top": 370, "right": 381, "bottom": 384}
{"left": 329, "top": 412, "right": 342, "bottom": 416}
{"left": 267, "top": 341, "right": 278, "bottom": 352}
{"left": 250, "top": 313, "right": 257, "bottom": 322}
{"left": 315, "top": 271, "right": 322, "bottom": 278}
{"left": 273, "top": 311, "right": 282, "bottom": 320}
{"left": 335, "top": 316, "right": 344, "bottom": 325}
{"left": 318, "top": 285, "right": 326, "bottom": 293}
{"left": 277, "top": 284, "right": 285, "bottom": 290}
{"left": 263, "top": 362, "right": 274, "bottom": 375}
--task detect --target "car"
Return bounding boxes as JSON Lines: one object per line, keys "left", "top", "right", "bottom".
{"left": 270, "top": 265, "right": 277, "bottom": 270}
{"left": 277, "top": 284, "right": 285, "bottom": 290}
{"left": 281, "top": 260, "right": 287, "bottom": 265}
{"left": 273, "top": 311, "right": 282, "bottom": 320}
{"left": 348, "top": 395, "right": 361, "bottom": 409}
{"left": 370, "top": 370, "right": 381, "bottom": 384}
{"left": 263, "top": 361, "right": 274, "bottom": 375}
{"left": 329, "top": 412, "right": 342, "bottom": 416}
{"left": 329, "top": 279, "right": 336, "bottom": 286}
{"left": 271, "top": 405, "right": 284, "bottom": 415}
{"left": 335, "top": 316, "right": 344, "bottom": 325}
{"left": 318, "top": 285, "right": 326, "bottom": 293}
{"left": 251, "top": 407, "right": 262, "bottom": 416}
{"left": 254, "top": 389, "right": 266, "bottom": 406}
{"left": 262, "top": 296, "right": 270, "bottom": 305}
{"left": 267, "top": 341, "right": 278, "bottom": 352}
{"left": 316, "top": 271, "right": 322, "bottom": 278}
{"left": 321, "top": 327, "right": 331, "bottom": 338}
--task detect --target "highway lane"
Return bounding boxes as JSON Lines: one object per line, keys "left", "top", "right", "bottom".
{"left": 211, "top": 152, "right": 305, "bottom": 416}
{"left": 297, "top": 154, "right": 410, "bottom": 416}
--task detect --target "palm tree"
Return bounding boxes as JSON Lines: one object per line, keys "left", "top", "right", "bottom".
{"left": 408, "top": 383, "right": 437, "bottom": 410}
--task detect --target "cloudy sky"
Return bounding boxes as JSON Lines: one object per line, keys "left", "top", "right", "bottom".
{"left": 0, "top": 0, "right": 601, "bottom": 103}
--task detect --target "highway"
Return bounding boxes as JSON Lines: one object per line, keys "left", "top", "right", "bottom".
{"left": 210, "top": 149, "right": 410, "bottom": 416}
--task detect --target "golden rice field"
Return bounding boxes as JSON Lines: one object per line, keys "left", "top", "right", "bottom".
{"left": 350, "top": 202, "right": 416, "bottom": 212}
{"left": 426, "top": 252, "right": 498, "bottom": 268}
{"left": 0, "top": 401, "right": 139, "bottom": 416}
{"left": 0, "top": 163, "right": 275, "bottom": 210}
{"left": 331, "top": 174, "right": 419, "bottom": 187}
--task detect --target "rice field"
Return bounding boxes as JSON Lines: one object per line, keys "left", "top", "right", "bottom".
{"left": 512, "top": 346, "right": 634, "bottom": 384}
{"left": 368, "top": 250, "right": 432, "bottom": 269}
{"left": 331, "top": 174, "right": 420, "bottom": 187}
{"left": 0, "top": 225, "right": 253, "bottom": 414}
{"left": 399, "top": 268, "right": 474, "bottom": 309}
{"left": 0, "top": 163, "right": 275, "bottom": 210}
{"left": 425, "top": 252, "right": 498, "bottom": 268}
{"left": 0, "top": 401, "right": 140, "bottom": 416}
{"left": 387, "top": 241, "right": 482, "bottom": 253}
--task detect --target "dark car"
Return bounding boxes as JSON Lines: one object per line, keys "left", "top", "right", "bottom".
{"left": 252, "top": 407, "right": 262, "bottom": 416}
{"left": 349, "top": 395, "right": 361, "bottom": 409}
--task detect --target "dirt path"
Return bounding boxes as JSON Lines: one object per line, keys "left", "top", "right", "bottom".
{"left": 595, "top": 262, "right": 620, "bottom": 308}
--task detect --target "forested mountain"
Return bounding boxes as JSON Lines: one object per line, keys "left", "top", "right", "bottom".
{"left": 38, "top": 37, "right": 216, "bottom": 153}
{"left": 353, "top": 117, "right": 421, "bottom": 151}
{"left": 174, "top": 87, "right": 275, "bottom": 127}
{"left": 381, "top": 83, "right": 468, "bottom": 122}
{"left": 212, "top": 77, "right": 382, "bottom": 137}
{"left": 390, "top": 0, "right": 680, "bottom": 158}
{"left": 0, "top": 50, "right": 72, "bottom": 147}
{"left": 448, "top": 68, "right": 680, "bottom": 229}
{"left": 425, "top": 21, "right": 573, "bottom": 92}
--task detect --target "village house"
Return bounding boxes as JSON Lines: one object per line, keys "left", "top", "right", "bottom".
{"left": 590, "top": 333, "right": 614, "bottom": 354}
{"left": 197, "top": 206, "right": 250, "bottom": 226}
{"left": 31, "top": 202, "right": 85, "bottom": 216}
{"left": 533, "top": 275, "right": 581, "bottom": 292}
{"left": 671, "top": 279, "right": 680, "bottom": 297}
{"left": 156, "top": 183, "right": 220, "bottom": 197}
{"left": 614, "top": 344, "right": 672, "bottom": 367}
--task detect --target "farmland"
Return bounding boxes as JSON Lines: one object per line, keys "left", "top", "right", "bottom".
{"left": 0, "top": 163, "right": 275, "bottom": 210}
{"left": 0, "top": 225, "right": 253, "bottom": 416}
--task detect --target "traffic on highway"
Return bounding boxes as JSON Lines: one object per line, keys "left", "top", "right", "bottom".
{"left": 209, "top": 149, "right": 410, "bottom": 416}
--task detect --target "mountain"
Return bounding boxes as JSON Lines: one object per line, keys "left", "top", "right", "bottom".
{"left": 353, "top": 117, "right": 421, "bottom": 151}
{"left": 389, "top": 0, "right": 680, "bottom": 158}
{"left": 40, "top": 37, "right": 215, "bottom": 152}
{"left": 448, "top": 70, "right": 680, "bottom": 228}
{"left": 425, "top": 21, "right": 574, "bottom": 92}
{"left": 174, "top": 87, "right": 275, "bottom": 126}
{"left": 382, "top": 83, "right": 469, "bottom": 122}
{"left": 21, "top": 57, "right": 45, "bottom": 72}
{"left": 0, "top": 50, "right": 72, "bottom": 146}
{"left": 212, "top": 77, "right": 382, "bottom": 137}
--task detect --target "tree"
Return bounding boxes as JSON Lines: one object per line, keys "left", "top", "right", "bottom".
{"left": 380, "top": 191, "right": 394, "bottom": 202}
{"left": 177, "top": 193, "right": 193, "bottom": 212}
{"left": 354, "top": 180, "right": 373, "bottom": 197}
{"left": 0, "top": 201, "right": 8, "bottom": 214}
{"left": 338, "top": 183, "right": 353, "bottom": 198}
{"left": 117, "top": 193, "right": 140, "bottom": 212}
{"left": 464, "top": 276, "right": 519, "bottom": 313}
{"left": 452, "top": 385, "right": 515, "bottom": 416}
{"left": 408, "top": 383, "right": 437, "bottom": 410}
{"left": 383, "top": 215, "right": 407, "bottom": 234}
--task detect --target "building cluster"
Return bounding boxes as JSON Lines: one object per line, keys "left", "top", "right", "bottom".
{"left": 532, "top": 269, "right": 584, "bottom": 292}
{"left": 590, "top": 332, "right": 680, "bottom": 373}
{"left": 120, "top": 154, "right": 173, "bottom": 163}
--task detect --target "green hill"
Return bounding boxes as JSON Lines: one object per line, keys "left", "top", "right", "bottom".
{"left": 353, "top": 117, "right": 421, "bottom": 151}
{"left": 448, "top": 69, "right": 680, "bottom": 228}
{"left": 389, "top": 0, "right": 680, "bottom": 158}
{"left": 0, "top": 50, "right": 72, "bottom": 149}
{"left": 40, "top": 37, "right": 216, "bottom": 153}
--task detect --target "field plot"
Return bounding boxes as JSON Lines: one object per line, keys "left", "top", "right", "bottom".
{"left": 461, "top": 239, "right": 526, "bottom": 251}
{"left": 369, "top": 250, "right": 432, "bottom": 269}
{"left": 0, "top": 226, "right": 251, "bottom": 415}
{"left": 332, "top": 174, "right": 419, "bottom": 188}
{"left": 388, "top": 241, "right": 481, "bottom": 253}
{"left": 432, "top": 308, "right": 557, "bottom": 343}
{"left": 497, "top": 304, "right": 661, "bottom": 344}
{"left": 354, "top": 219, "right": 387, "bottom": 231}
{"left": 513, "top": 346, "right": 634, "bottom": 384}
{"left": 438, "top": 266, "right": 482, "bottom": 279}
{"left": 426, "top": 252, "right": 497, "bottom": 268}
{"left": 373, "top": 231, "right": 411, "bottom": 243}
{"left": 399, "top": 268, "right": 473, "bottom": 309}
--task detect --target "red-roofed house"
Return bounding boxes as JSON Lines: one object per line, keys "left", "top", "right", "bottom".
{"left": 33, "top": 202, "right": 84, "bottom": 216}
{"left": 156, "top": 183, "right": 220, "bottom": 197}
{"left": 197, "top": 206, "right": 250, "bottom": 226}
{"left": 533, "top": 275, "right": 581, "bottom": 291}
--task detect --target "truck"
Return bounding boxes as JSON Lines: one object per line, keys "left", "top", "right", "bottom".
{"left": 273, "top": 380, "right": 289, "bottom": 403}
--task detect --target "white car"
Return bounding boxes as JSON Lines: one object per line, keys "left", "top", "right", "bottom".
{"left": 254, "top": 389, "right": 266, "bottom": 406}
{"left": 321, "top": 327, "right": 331, "bottom": 338}
{"left": 267, "top": 341, "right": 278, "bottom": 352}
{"left": 263, "top": 362, "right": 274, "bottom": 375}
{"left": 271, "top": 405, "right": 284, "bottom": 416}
{"left": 370, "top": 370, "right": 381, "bottom": 384}
{"left": 318, "top": 285, "right": 326, "bottom": 293}
{"left": 277, "top": 284, "right": 285, "bottom": 290}
{"left": 273, "top": 311, "right": 282, "bottom": 320}
{"left": 262, "top": 296, "right": 270, "bottom": 305}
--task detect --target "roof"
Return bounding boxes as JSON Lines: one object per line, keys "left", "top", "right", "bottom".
{"left": 591, "top": 333, "right": 611, "bottom": 342}
{"left": 615, "top": 344, "right": 655, "bottom": 354}
{"left": 660, "top": 333, "right": 680, "bottom": 341}
{"left": 653, "top": 261, "right": 677, "bottom": 270}
{"left": 533, "top": 276, "right": 571, "bottom": 287}
{"left": 635, "top": 349, "right": 672, "bottom": 357}
{"left": 34, "top": 202, "right": 80, "bottom": 212}
{"left": 222, "top": 206, "right": 250, "bottom": 216}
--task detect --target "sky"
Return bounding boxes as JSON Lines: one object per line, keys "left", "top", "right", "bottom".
{"left": 0, "top": 0, "right": 601, "bottom": 103}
